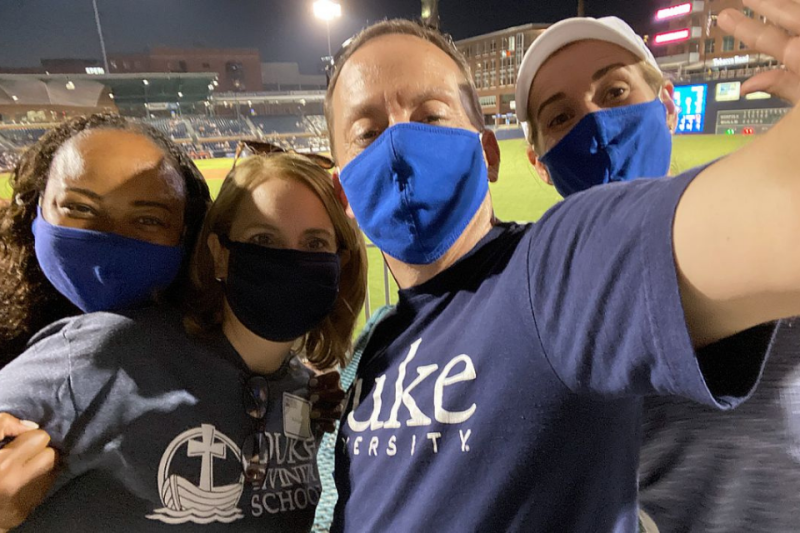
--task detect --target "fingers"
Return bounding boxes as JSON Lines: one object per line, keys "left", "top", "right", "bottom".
{"left": 719, "top": 9, "right": 793, "bottom": 64}
{"left": 0, "top": 413, "right": 39, "bottom": 441}
{"left": 309, "top": 370, "right": 341, "bottom": 390}
{"left": 744, "top": 0, "right": 800, "bottom": 35}
{"left": 18, "top": 445, "right": 57, "bottom": 483}
{"left": 742, "top": 68, "right": 800, "bottom": 103}
{"left": 1, "top": 430, "right": 52, "bottom": 467}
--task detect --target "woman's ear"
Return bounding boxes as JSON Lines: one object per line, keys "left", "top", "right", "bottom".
{"left": 526, "top": 144, "right": 553, "bottom": 186}
{"left": 660, "top": 81, "right": 678, "bottom": 134}
{"left": 207, "top": 233, "right": 229, "bottom": 281}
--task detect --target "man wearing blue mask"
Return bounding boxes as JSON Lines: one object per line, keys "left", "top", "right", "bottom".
{"left": 517, "top": 14, "right": 800, "bottom": 533}
{"left": 515, "top": 16, "right": 677, "bottom": 197}
{"left": 324, "top": 2, "right": 800, "bottom": 531}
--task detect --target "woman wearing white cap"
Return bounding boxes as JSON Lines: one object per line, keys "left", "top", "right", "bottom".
{"left": 515, "top": 6, "right": 800, "bottom": 533}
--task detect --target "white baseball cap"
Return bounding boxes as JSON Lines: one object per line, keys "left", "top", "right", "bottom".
{"left": 515, "top": 16, "right": 661, "bottom": 140}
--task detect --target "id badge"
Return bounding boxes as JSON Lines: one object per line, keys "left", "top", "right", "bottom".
{"left": 283, "top": 392, "right": 312, "bottom": 440}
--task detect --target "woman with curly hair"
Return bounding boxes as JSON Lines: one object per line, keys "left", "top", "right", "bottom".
{"left": 0, "top": 113, "right": 210, "bottom": 368}
{"left": 0, "top": 153, "right": 366, "bottom": 532}
{"left": 0, "top": 113, "right": 210, "bottom": 529}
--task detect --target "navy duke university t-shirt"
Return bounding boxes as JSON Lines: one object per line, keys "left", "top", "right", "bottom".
{"left": 332, "top": 167, "right": 774, "bottom": 533}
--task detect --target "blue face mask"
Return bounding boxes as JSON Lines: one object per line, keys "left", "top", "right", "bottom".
{"left": 32, "top": 208, "right": 184, "bottom": 312}
{"left": 339, "top": 123, "right": 489, "bottom": 265}
{"left": 540, "top": 98, "right": 672, "bottom": 198}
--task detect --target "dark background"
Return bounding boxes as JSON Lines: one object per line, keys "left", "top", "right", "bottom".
{"left": 0, "top": 0, "right": 656, "bottom": 73}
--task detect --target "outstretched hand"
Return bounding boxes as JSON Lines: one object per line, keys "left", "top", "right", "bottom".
{"left": 719, "top": 0, "right": 800, "bottom": 103}
{"left": 0, "top": 413, "right": 58, "bottom": 532}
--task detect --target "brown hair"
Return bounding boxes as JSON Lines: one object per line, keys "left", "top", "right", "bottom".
{"left": 184, "top": 153, "right": 367, "bottom": 370}
{"left": 0, "top": 113, "right": 210, "bottom": 368}
{"left": 324, "top": 19, "right": 483, "bottom": 157}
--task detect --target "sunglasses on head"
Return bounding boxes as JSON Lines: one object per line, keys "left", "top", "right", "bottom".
{"left": 232, "top": 139, "right": 334, "bottom": 170}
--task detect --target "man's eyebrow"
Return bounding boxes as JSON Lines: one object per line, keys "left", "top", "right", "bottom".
{"left": 536, "top": 92, "right": 566, "bottom": 121}
{"left": 64, "top": 187, "right": 102, "bottom": 200}
{"left": 342, "top": 98, "right": 383, "bottom": 127}
{"left": 409, "top": 87, "right": 453, "bottom": 107}
{"left": 592, "top": 62, "right": 627, "bottom": 81}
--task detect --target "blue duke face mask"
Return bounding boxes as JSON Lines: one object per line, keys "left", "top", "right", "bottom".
{"left": 32, "top": 208, "right": 184, "bottom": 312}
{"left": 540, "top": 98, "right": 673, "bottom": 198}
{"left": 339, "top": 123, "right": 490, "bottom": 265}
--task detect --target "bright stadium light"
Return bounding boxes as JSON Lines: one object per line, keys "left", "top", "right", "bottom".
{"left": 656, "top": 2, "right": 693, "bottom": 21}
{"left": 313, "top": 0, "right": 341, "bottom": 21}
{"left": 653, "top": 28, "right": 690, "bottom": 45}
{"left": 313, "top": 0, "right": 342, "bottom": 60}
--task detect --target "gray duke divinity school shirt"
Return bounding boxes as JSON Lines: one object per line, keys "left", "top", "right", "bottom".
{"left": 332, "top": 167, "right": 776, "bottom": 533}
{"left": 0, "top": 307, "right": 321, "bottom": 532}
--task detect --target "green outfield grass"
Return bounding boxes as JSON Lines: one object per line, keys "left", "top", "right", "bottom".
{"left": 0, "top": 134, "right": 757, "bottom": 335}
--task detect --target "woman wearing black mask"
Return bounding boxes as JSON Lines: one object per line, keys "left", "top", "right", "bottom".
{"left": 0, "top": 153, "right": 366, "bottom": 532}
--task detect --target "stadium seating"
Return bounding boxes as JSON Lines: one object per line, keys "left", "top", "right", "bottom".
{"left": 144, "top": 118, "right": 190, "bottom": 140}
{"left": 252, "top": 115, "right": 305, "bottom": 135}
{"left": 0, "top": 128, "right": 47, "bottom": 148}
{"left": 188, "top": 117, "right": 251, "bottom": 137}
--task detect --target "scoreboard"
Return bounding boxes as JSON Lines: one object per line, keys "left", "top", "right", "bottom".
{"left": 673, "top": 84, "right": 707, "bottom": 134}
{"left": 715, "top": 108, "right": 790, "bottom": 135}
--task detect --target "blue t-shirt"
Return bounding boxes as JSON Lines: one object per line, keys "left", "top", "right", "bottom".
{"left": 332, "top": 167, "right": 774, "bottom": 533}
{"left": 0, "top": 307, "right": 321, "bottom": 532}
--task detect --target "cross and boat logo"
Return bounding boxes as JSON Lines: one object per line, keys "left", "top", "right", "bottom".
{"left": 147, "top": 424, "right": 245, "bottom": 525}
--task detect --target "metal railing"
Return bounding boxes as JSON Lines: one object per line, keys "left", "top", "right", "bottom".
{"left": 363, "top": 243, "right": 395, "bottom": 321}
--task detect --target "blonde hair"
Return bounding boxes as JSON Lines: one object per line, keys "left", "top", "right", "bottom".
{"left": 184, "top": 153, "right": 368, "bottom": 370}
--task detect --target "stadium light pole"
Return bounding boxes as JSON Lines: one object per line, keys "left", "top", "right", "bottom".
{"left": 313, "top": 0, "right": 342, "bottom": 61}
{"left": 92, "top": 0, "right": 110, "bottom": 73}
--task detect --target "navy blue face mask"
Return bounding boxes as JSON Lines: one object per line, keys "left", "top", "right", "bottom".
{"left": 339, "top": 123, "right": 490, "bottom": 265}
{"left": 219, "top": 235, "right": 341, "bottom": 342}
{"left": 540, "top": 99, "right": 673, "bottom": 198}
{"left": 32, "top": 208, "right": 184, "bottom": 312}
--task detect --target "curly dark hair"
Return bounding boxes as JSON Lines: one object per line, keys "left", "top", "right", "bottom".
{"left": 0, "top": 113, "right": 210, "bottom": 368}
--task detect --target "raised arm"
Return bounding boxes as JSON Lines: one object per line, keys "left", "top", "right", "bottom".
{"left": 674, "top": 0, "right": 800, "bottom": 346}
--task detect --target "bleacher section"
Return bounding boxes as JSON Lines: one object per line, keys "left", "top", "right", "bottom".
{"left": 0, "top": 128, "right": 48, "bottom": 148}
{"left": 144, "top": 118, "right": 190, "bottom": 140}
{"left": 189, "top": 117, "right": 251, "bottom": 137}
{"left": 252, "top": 115, "right": 305, "bottom": 135}
{"left": 0, "top": 114, "right": 331, "bottom": 166}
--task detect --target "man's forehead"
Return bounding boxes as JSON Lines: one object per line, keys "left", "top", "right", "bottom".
{"left": 333, "top": 34, "right": 462, "bottom": 114}
{"left": 336, "top": 35, "right": 461, "bottom": 91}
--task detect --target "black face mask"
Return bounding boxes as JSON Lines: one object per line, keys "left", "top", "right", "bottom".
{"left": 219, "top": 235, "right": 341, "bottom": 342}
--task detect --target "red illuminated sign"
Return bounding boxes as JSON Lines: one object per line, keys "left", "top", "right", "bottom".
{"left": 653, "top": 28, "right": 690, "bottom": 45}
{"left": 656, "top": 2, "right": 693, "bottom": 21}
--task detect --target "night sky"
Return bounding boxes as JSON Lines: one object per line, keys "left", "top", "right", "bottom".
{"left": 0, "top": 0, "right": 656, "bottom": 74}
